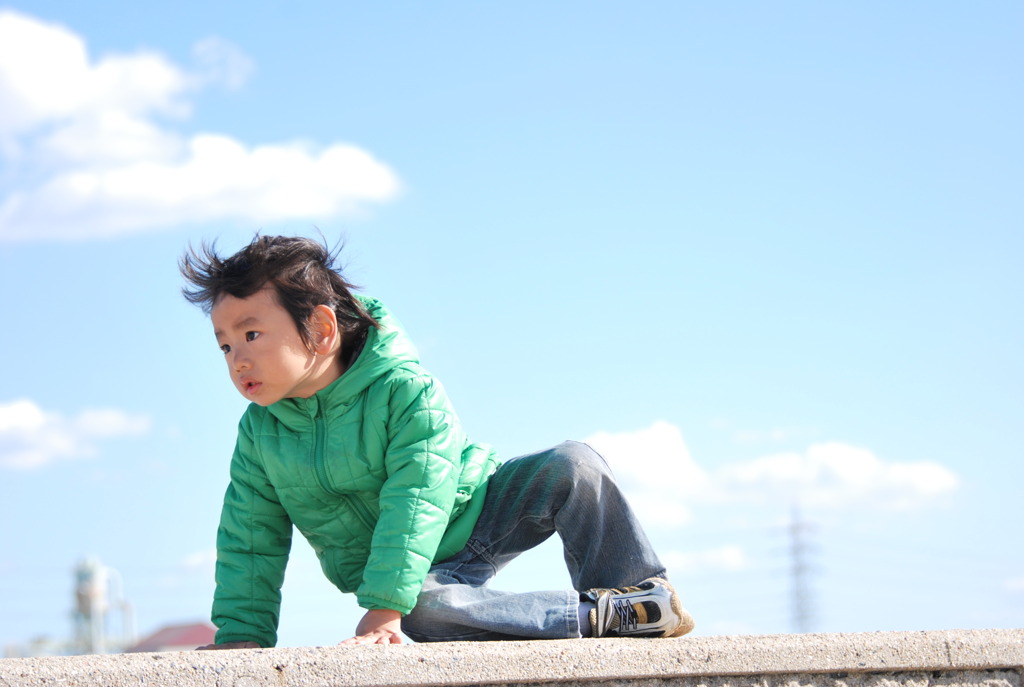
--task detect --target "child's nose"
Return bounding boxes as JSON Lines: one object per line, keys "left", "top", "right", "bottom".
{"left": 232, "top": 350, "right": 251, "bottom": 372}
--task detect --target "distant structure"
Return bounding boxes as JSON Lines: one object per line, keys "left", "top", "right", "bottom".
{"left": 5, "top": 557, "right": 211, "bottom": 658}
{"left": 71, "top": 557, "right": 136, "bottom": 654}
{"left": 125, "top": 622, "right": 215, "bottom": 653}
{"left": 788, "top": 505, "right": 817, "bottom": 633}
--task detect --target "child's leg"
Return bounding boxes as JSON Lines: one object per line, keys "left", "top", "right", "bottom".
{"left": 402, "top": 440, "right": 667, "bottom": 642}
{"left": 400, "top": 571, "right": 581, "bottom": 641}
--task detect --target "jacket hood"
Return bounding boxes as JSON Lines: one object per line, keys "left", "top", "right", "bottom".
{"left": 267, "top": 295, "right": 420, "bottom": 423}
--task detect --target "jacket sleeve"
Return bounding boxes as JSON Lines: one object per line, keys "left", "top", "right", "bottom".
{"left": 211, "top": 411, "right": 293, "bottom": 647}
{"left": 356, "top": 373, "right": 464, "bottom": 614}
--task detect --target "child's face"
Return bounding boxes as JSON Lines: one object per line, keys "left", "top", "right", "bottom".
{"left": 211, "top": 288, "right": 339, "bottom": 405}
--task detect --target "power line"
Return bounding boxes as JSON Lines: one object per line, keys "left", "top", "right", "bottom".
{"left": 788, "top": 503, "right": 817, "bottom": 633}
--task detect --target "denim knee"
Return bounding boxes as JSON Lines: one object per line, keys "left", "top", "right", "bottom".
{"left": 401, "top": 583, "right": 448, "bottom": 642}
{"left": 400, "top": 605, "right": 435, "bottom": 642}
{"left": 549, "top": 440, "right": 616, "bottom": 486}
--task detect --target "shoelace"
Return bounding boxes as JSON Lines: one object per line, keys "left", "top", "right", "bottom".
{"left": 612, "top": 598, "right": 642, "bottom": 631}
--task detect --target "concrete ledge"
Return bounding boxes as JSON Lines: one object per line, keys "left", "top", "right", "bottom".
{"left": 1, "top": 629, "right": 1021, "bottom": 687}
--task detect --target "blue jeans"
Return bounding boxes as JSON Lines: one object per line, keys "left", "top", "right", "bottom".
{"left": 401, "top": 441, "right": 667, "bottom": 641}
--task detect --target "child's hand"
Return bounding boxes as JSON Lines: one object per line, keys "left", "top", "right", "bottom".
{"left": 196, "top": 641, "right": 260, "bottom": 650}
{"left": 339, "top": 609, "right": 403, "bottom": 645}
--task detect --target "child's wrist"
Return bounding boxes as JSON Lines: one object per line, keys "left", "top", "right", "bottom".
{"left": 364, "top": 608, "right": 402, "bottom": 620}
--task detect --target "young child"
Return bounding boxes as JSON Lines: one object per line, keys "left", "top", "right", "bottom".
{"left": 180, "top": 235, "right": 694, "bottom": 647}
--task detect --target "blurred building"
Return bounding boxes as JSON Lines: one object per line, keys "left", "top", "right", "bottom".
{"left": 3, "top": 556, "right": 210, "bottom": 657}
{"left": 71, "top": 557, "right": 135, "bottom": 654}
{"left": 125, "top": 622, "right": 216, "bottom": 653}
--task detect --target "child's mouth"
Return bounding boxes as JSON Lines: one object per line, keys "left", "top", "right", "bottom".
{"left": 244, "top": 380, "right": 262, "bottom": 395}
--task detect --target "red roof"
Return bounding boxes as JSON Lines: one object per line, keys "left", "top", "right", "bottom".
{"left": 126, "top": 622, "right": 216, "bottom": 653}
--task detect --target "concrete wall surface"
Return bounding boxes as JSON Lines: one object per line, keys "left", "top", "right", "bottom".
{"left": 0, "top": 628, "right": 1021, "bottom": 687}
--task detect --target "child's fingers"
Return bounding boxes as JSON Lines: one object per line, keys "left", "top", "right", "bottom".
{"left": 338, "top": 630, "right": 402, "bottom": 646}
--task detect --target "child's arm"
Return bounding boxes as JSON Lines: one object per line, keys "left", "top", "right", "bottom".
{"left": 209, "top": 413, "right": 293, "bottom": 649}
{"left": 351, "top": 374, "right": 469, "bottom": 628}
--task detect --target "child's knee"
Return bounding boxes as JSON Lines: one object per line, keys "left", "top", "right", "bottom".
{"left": 400, "top": 586, "right": 443, "bottom": 640}
{"left": 554, "top": 440, "right": 613, "bottom": 476}
{"left": 540, "top": 441, "right": 617, "bottom": 495}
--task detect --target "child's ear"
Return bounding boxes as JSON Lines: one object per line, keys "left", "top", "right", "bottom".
{"left": 309, "top": 305, "right": 340, "bottom": 355}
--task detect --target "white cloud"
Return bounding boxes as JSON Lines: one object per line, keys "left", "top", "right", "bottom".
{"left": 0, "top": 398, "right": 151, "bottom": 470}
{"left": 0, "top": 11, "right": 189, "bottom": 135}
{"left": 661, "top": 546, "right": 750, "bottom": 574}
{"left": 180, "top": 549, "right": 218, "bottom": 573}
{"left": 733, "top": 427, "right": 806, "bottom": 444}
{"left": 585, "top": 420, "right": 710, "bottom": 527}
{"left": 155, "top": 549, "right": 219, "bottom": 590}
{"left": 716, "top": 442, "right": 959, "bottom": 510}
{"left": 583, "top": 421, "right": 959, "bottom": 525}
{"left": 1004, "top": 577, "right": 1024, "bottom": 593}
{"left": 191, "top": 37, "right": 254, "bottom": 90}
{"left": 73, "top": 408, "right": 152, "bottom": 438}
{"left": 0, "top": 10, "right": 399, "bottom": 242}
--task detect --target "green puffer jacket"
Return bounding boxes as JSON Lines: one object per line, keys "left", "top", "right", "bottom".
{"left": 212, "top": 296, "right": 500, "bottom": 647}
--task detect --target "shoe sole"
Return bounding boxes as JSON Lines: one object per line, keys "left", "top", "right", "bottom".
{"left": 662, "top": 579, "right": 696, "bottom": 638}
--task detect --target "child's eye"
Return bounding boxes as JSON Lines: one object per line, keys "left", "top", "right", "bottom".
{"left": 220, "top": 344, "right": 231, "bottom": 354}
{"left": 245, "top": 331, "right": 260, "bottom": 342}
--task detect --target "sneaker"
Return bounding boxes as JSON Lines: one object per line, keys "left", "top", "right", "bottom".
{"left": 582, "top": 577, "right": 695, "bottom": 638}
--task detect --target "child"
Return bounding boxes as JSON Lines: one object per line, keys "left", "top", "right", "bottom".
{"left": 180, "top": 235, "right": 694, "bottom": 647}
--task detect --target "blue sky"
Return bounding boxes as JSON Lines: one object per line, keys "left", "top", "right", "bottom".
{"left": 1, "top": 1, "right": 1021, "bottom": 652}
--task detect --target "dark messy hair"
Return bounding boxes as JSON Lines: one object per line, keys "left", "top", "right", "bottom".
{"left": 179, "top": 235, "right": 379, "bottom": 357}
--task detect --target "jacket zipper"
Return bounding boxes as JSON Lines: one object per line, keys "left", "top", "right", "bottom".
{"left": 312, "top": 404, "right": 332, "bottom": 493}
{"left": 344, "top": 494, "right": 376, "bottom": 533}
{"left": 312, "top": 404, "right": 376, "bottom": 532}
